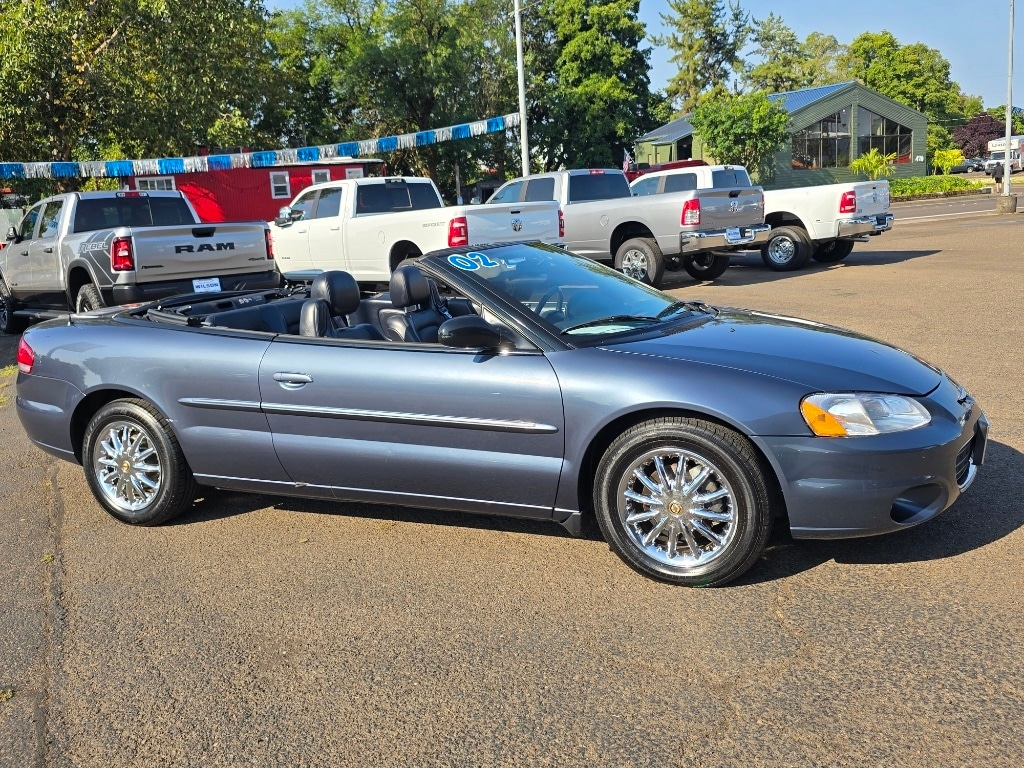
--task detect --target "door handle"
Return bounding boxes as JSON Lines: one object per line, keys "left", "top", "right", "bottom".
{"left": 44, "top": 247, "right": 53, "bottom": 253}
{"left": 19, "top": 250, "right": 28, "bottom": 256}
{"left": 273, "top": 372, "right": 313, "bottom": 388}
{"left": 329, "top": 226, "right": 340, "bottom": 231}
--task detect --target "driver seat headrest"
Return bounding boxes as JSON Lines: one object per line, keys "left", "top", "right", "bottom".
{"left": 311, "top": 270, "right": 361, "bottom": 317}
{"left": 389, "top": 265, "right": 432, "bottom": 309}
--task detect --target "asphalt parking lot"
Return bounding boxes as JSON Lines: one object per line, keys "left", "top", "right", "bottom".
{"left": 1, "top": 202, "right": 1022, "bottom": 767}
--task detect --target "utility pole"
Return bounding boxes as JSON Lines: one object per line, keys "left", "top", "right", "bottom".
{"left": 514, "top": 0, "right": 530, "bottom": 176}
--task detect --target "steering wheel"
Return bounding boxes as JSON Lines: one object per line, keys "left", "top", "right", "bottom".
{"left": 533, "top": 286, "right": 565, "bottom": 317}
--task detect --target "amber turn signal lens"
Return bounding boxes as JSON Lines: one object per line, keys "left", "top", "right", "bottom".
{"left": 800, "top": 400, "right": 848, "bottom": 437}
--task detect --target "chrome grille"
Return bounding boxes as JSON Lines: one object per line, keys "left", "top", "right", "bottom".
{"left": 955, "top": 439, "right": 974, "bottom": 487}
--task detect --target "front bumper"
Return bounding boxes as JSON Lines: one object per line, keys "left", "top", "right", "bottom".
{"left": 755, "top": 376, "right": 988, "bottom": 539}
{"left": 109, "top": 269, "right": 282, "bottom": 305}
{"left": 679, "top": 223, "right": 771, "bottom": 253}
{"left": 837, "top": 213, "right": 894, "bottom": 238}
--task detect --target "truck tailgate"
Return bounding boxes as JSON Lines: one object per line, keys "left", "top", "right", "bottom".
{"left": 694, "top": 189, "right": 765, "bottom": 230}
{"left": 129, "top": 223, "right": 270, "bottom": 283}
{"left": 851, "top": 182, "right": 890, "bottom": 216}
{"left": 466, "top": 201, "right": 561, "bottom": 245}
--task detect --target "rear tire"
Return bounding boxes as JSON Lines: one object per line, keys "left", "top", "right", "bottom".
{"left": 682, "top": 252, "right": 730, "bottom": 281}
{"left": 82, "top": 399, "right": 198, "bottom": 526}
{"left": 614, "top": 237, "right": 665, "bottom": 286}
{"left": 0, "top": 275, "right": 27, "bottom": 335}
{"left": 760, "top": 226, "right": 811, "bottom": 271}
{"left": 75, "top": 283, "right": 104, "bottom": 313}
{"left": 812, "top": 239, "right": 855, "bottom": 263}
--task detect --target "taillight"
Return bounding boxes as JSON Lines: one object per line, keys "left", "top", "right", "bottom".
{"left": 448, "top": 216, "right": 469, "bottom": 247}
{"left": 682, "top": 198, "right": 701, "bottom": 226}
{"left": 558, "top": 209, "right": 565, "bottom": 238}
{"left": 839, "top": 191, "right": 857, "bottom": 214}
{"left": 111, "top": 237, "right": 134, "bottom": 271}
{"left": 17, "top": 337, "right": 34, "bottom": 374}
{"left": 264, "top": 229, "right": 274, "bottom": 260}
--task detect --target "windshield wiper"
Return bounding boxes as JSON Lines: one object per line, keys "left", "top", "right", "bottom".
{"left": 560, "top": 314, "right": 661, "bottom": 335}
{"left": 657, "top": 300, "right": 718, "bottom": 319}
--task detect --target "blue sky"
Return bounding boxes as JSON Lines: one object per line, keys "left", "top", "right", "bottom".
{"left": 269, "top": 0, "right": 1020, "bottom": 109}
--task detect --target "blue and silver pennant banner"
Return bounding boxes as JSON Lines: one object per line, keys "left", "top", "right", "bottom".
{"left": 0, "top": 113, "right": 519, "bottom": 180}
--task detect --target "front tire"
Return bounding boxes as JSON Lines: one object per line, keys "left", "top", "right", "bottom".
{"left": 760, "top": 226, "right": 811, "bottom": 271}
{"left": 82, "top": 399, "right": 198, "bottom": 525}
{"left": 593, "top": 417, "right": 773, "bottom": 587}
{"left": 75, "top": 283, "right": 104, "bottom": 313}
{"left": 614, "top": 237, "right": 665, "bottom": 286}
{"left": 682, "top": 252, "right": 730, "bottom": 281}
{"left": 812, "top": 239, "right": 855, "bottom": 263}
{"left": 0, "top": 275, "right": 27, "bottom": 335}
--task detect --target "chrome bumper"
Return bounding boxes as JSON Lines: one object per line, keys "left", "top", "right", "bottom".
{"left": 837, "top": 213, "right": 894, "bottom": 238}
{"left": 679, "top": 223, "right": 771, "bottom": 253}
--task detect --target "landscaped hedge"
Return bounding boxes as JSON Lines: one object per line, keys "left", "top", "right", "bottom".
{"left": 889, "top": 176, "right": 987, "bottom": 197}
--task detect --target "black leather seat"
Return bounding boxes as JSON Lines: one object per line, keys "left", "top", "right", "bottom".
{"left": 299, "top": 270, "right": 384, "bottom": 340}
{"left": 379, "top": 265, "right": 446, "bottom": 343}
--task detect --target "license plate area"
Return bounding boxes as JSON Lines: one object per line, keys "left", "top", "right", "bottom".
{"left": 192, "top": 277, "right": 221, "bottom": 293}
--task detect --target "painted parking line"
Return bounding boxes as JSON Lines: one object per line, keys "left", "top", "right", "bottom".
{"left": 896, "top": 210, "right": 998, "bottom": 222}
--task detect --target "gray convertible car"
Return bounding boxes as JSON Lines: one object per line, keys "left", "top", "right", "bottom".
{"left": 14, "top": 242, "right": 988, "bottom": 586}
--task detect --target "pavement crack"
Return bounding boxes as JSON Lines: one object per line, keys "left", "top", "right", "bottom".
{"left": 35, "top": 461, "right": 69, "bottom": 768}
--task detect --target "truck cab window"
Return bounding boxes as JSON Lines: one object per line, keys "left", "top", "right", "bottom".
{"left": 664, "top": 174, "right": 698, "bottom": 193}
{"left": 38, "top": 201, "right": 64, "bottom": 238}
{"left": 525, "top": 178, "right": 555, "bottom": 202}
{"left": 313, "top": 188, "right": 342, "bottom": 219}
{"left": 489, "top": 181, "right": 524, "bottom": 205}
{"left": 19, "top": 205, "right": 42, "bottom": 241}
{"left": 290, "top": 190, "right": 318, "bottom": 221}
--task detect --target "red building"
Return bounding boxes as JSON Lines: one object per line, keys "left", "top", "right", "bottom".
{"left": 122, "top": 158, "right": 383, "bottom": 223}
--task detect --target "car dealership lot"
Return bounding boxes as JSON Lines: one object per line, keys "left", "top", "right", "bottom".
{"left": 1, "top": 204, "right": 1022, "bottom": 767}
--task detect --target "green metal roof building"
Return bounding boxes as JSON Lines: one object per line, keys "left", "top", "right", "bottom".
{"left": 634, "top": 82, "right": 928, "bottom": 188}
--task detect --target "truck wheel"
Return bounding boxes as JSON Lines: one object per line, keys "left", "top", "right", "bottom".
{"left": 0, "top": 276, "right": 28, "bottom": 335}
{"left": 682, "top": 253, "right": 730, "bottom": 281}
{"left": 812, "top": 240, "right": 855, "bottom": 263}
{"left": 615, "top": 238, "right": 665, "bottom": 286}
{"left": 760, "top": 226, "right": 811, "bottom": 271}
{"left": 75, "top": 284, "right": 104, "bottom": 313}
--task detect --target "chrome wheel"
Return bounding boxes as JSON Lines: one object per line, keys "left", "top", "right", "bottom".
{"left": 767, "top": 236, "right": 796, "bottom": 265}
{"left": 93, "top": 420, "right": 163, "bottom": 512}
{"left": 616, "top": 447, "right": 736, "bottom": 568}
{"left": 620, "top": 248, "right": 650, "bottom": 280}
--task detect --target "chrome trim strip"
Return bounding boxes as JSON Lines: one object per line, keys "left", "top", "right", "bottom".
{"left": 261, "top": 402, "right": 559, "bottom": 433}
{"left": 179, "top": 398, "right": 263, "bottom": 413}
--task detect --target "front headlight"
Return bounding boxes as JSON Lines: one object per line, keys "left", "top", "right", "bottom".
{"left": 800, "top": 393, "right": 931, "bottom": 437}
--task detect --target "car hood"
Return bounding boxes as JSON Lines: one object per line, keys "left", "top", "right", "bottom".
{"left": 601, "top": 308, "right": 942, "bottom": 395}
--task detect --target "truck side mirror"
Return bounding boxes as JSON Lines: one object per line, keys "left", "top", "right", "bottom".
{"left": 274, "top": 206, "right": 293, "bottom": 226}
{"left": 5, "top": 226, "right": 16, "bottom": 242}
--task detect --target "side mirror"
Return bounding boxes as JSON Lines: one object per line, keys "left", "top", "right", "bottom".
{"left": 273, "top": 206, "right": 292, "bottom": 226}
{"left": 5, "top": 226, "right": 16, "bottom": 242}
{"left": 438, "top": 315, "right": 514, "bottom": 351}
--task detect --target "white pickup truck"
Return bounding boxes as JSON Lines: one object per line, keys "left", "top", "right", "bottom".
{"left": 487, "top": 168, "right": 770, "bottom": 286}
{"left": 270, "top": 176, "right": 560, "bottom": 284}
{"left": 0, "top": 190, "right": 277, "bottom": 334}
{"left": 634, "top": 165, "right": 894, "bottom": 271}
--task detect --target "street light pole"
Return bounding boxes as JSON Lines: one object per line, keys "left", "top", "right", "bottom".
{"left": 1005, "top": 0, "right": 1015, "bottom": 197}
{"left": 513, "top": 0, "right": 530, "bottom": 176}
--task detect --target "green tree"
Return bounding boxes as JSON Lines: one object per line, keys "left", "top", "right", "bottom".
{"left": 745, "top": 13, "right": 807, "bottom": 93}
{"left": 849, "top": 147, "right": 895, "bottom": 180}
{"left": 526, "top": 0, "right": 665, "bottom": 171}
{"left": 688, "top": 90, "right": 790, "bottom": 183}
{"left": 933, "top": 148, "right": 964, "bottom": 175}
{"left": 799, "top": 32, "right": 846, "bottom": 87}
{"left": 656, "top": 0, "right": 749, "bottom": 113}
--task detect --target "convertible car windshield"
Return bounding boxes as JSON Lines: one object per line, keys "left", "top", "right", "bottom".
{"left": 434, "top": 243, "right": 700, "bottom": 335}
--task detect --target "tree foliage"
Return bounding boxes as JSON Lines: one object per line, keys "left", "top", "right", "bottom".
{"left": 953, "top": 114, "right": 1004, "bottom": 158}
{"left": 656, "top": 0, "right": 749, "bottom": 114}
{"left": 932, "top": 148, "right": 964, "bottom": 175}
{"left": 688, "top": 90, "right": 790, "bottom": 182}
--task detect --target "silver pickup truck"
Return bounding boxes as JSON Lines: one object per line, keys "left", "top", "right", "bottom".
{"left": 487, "top": 168, "right": 769, "bottom": 285}
{"left": 0, "top": 190, "right": 278, "bottom": 334}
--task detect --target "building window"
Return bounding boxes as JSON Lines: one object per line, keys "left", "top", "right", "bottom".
{"left": 270, "top": 172, "right": 291, "bottom": 199}
{"left": 857, "top": 107, "right": 913, "bottom": 164}
{"left": 311, "top": 170, "right": 330, "bottom": 185}
{"left": 791, "top": 107, "right": 851, "bottom": 170}
{"left": 137, "top": 176, "right": 175, "bottom": 191}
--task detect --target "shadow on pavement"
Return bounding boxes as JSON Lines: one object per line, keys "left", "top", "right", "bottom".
{"left": 172, "top": 440, "right": 1021, "bottom": 588}
{"left": 0, "top": 333, "right": 17, "bottom": 368}
{"left": 659, "top": 249, "right": 942, "bottom": 291}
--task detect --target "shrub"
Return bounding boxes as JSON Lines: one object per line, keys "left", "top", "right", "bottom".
{"left": 889, "top": 176, "right": 986, "bottom": 197}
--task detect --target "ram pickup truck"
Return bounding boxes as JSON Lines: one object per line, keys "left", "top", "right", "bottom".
{"left": 633, "top": 165, "right": 894, "bottom": 272}
{"left": 487, "top": 168, "right": 769, "bottom": 285}
{"left": 0, "top": 190, "right": 278, "bottom": 334}
{"left": 270, "top": 176, "right": 560, "bottom": 284}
